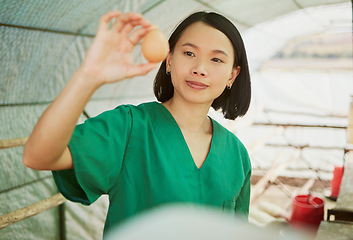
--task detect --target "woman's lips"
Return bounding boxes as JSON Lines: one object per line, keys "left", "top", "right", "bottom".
{"left": 186, "top": 81, "right": 208, "bottom": 90}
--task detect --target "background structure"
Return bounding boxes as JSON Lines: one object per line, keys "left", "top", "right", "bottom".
{"left": 1, "top": 0, "right": 352, "bottom": 239}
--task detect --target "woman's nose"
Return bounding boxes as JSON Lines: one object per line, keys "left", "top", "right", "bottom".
{"left": 192, "top": 70, "right": 207, "bottom": 77}
{"left": 191, "top": 61, "right": 208, "bottom": 77}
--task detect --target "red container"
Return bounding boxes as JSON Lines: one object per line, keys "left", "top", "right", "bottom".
{"left": 330, "top": 166, "right": 344, "bottom": 198}
{"left": 289, "top": 194, "right": 324, "bottom": 232}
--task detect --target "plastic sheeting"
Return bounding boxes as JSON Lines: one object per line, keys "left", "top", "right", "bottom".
{"left": 1, "top": 0, "right": 352, "bottom": 239}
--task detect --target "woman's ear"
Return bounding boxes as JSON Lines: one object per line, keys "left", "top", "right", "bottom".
{"left": 228, "top": 66, "right": 241, "bottom": 86}
{"left": 166, "top": 52, "right": 173, "bottom": 72}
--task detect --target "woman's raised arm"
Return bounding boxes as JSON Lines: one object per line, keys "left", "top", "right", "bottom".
{"left": 23, "top": 11, "right": 157, "bottom": 170}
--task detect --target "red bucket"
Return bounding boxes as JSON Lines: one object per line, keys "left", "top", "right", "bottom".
{"left": 330, "top": 166, "right": 344, "bottom": 198}
{"left": 288, "top": 194, "right": 324, "bottom": 232}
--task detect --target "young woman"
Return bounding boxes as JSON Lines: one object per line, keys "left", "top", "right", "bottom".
{"left": 23, "top": 10, "right": 251, "bottom": 235}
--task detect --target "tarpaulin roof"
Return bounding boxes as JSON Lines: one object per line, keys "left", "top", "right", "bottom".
{"left": 1, "top": 1, "right": 352, "bottom": 239}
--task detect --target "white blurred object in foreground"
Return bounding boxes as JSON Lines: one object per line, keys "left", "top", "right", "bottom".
{"left": 106, "top": 204, "right": 307, "bottom": 240}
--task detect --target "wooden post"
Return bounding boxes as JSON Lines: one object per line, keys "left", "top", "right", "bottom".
{"left": 0, "top": 137, "right": 28, "bottom": 149}
{"left": 0, "top": 193, "right": 66, "bottom": 229}
{"left": 250, "top": 149, "right": 301, "bottom": 205}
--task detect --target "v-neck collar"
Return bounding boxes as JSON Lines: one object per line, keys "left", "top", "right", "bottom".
{"left": 154, "top": 101, "right": 216, "bottom": 171}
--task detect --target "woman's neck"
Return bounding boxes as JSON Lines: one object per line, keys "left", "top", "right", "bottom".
{"left": 162, "top": 98, "right": 212, "bottom": 134}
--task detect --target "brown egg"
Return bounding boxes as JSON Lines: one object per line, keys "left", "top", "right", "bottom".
{"left": 142, "top": 29, "right": 169, "bottom": 63}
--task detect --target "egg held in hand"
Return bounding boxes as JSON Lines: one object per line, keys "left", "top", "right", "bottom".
{"left": 141, "top": 29, "right": 169, "bottom": 63}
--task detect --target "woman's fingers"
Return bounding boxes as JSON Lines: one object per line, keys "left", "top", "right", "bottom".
{"left": 112, "top": 13, "right": 151, "bottom": 33}
{"left": 128, "top": 27, "right": 149, "bottom": 46}
{"left": 97, "top": 11, "right": 152, "bottom": 43}
{"left": 129, "top": 25, "right": 159, "bottom": 45}
{"left": 112, "top": 12, "right": 144, "bottom": 32}
{"left": 86, "top": 11, "right": 157, "bottom": 81}
{"left": 119, "top": 19, "right": 144, "bottom": 40}
{"left": 127, "top": 63, "right": 159, "bottom": 78}
{"left": 98, "top": 11, "right": 152, "bottom": 47}
{"left": 97, "top": 10, "right": 121, "bottom": 32}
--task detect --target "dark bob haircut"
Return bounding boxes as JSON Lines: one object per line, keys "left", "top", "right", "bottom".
{"left": 153, "top": 11, "right": 251, "bottom": 120}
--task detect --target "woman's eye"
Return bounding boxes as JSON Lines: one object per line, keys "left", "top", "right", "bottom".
{"left": 184, "top": 51, "right": 195, "bottom": 57}
{"left": 212, "top": 58, "right": 223, "bottom": 63}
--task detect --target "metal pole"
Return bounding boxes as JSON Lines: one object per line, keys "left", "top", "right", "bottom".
{"left": 59, "top": 203, "right": 66, "bottom": 240}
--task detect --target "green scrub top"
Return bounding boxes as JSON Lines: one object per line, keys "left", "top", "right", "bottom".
{"left": 53, "top": 101, "right": 251, "bottom": 234}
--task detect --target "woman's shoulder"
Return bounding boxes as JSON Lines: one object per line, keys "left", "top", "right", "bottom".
{"left": 211, "top": 119, "right": 240, "bottom": 141}
{"left": 112, "top": 101, "right": 159, "bottom": 111}
{"left": 83, "top": 101, "right": 167, "bottom": 129}
{"left": 212, "top": 118, "right": 249, "bottom": 154}
{"left": 106, "top": 101, "right": 167, "bottom": 124}
{"left": 104, "top": 101, "right": 158, "bottom": 116}
{"left": 212, "top": 119, "right": 251, "bottom": 171}
{"left": 82, "top": 102, "right": 157, "bottom": 125}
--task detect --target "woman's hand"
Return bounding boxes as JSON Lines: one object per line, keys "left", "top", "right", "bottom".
{"left": 23, "top": 11, "right": 160, "bottom": 171}
{"left": 79, "top": 11, "right": 158, "bottom": 85}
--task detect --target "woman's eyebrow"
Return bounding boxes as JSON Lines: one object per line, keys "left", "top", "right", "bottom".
{"left": 181, "top": 42, "right": 229, "bottom": 57}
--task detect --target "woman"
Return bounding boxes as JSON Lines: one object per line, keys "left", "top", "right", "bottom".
{"left": 23, "top": 10, "right": 251, "bottom": 235}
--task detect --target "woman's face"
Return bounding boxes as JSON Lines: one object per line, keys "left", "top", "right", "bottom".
{"left": 166, "top": 21, "right": 240, "bottom": 106}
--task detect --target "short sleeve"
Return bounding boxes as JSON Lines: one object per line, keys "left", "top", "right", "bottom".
{"left": 52, "top": 105, "right": 132, "bottom": 205}
{"left": 234, "top": 143, "right": 251, "bottom": 218}
{"left": 235, "top": 170, "right": 251, "bottom": 218}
